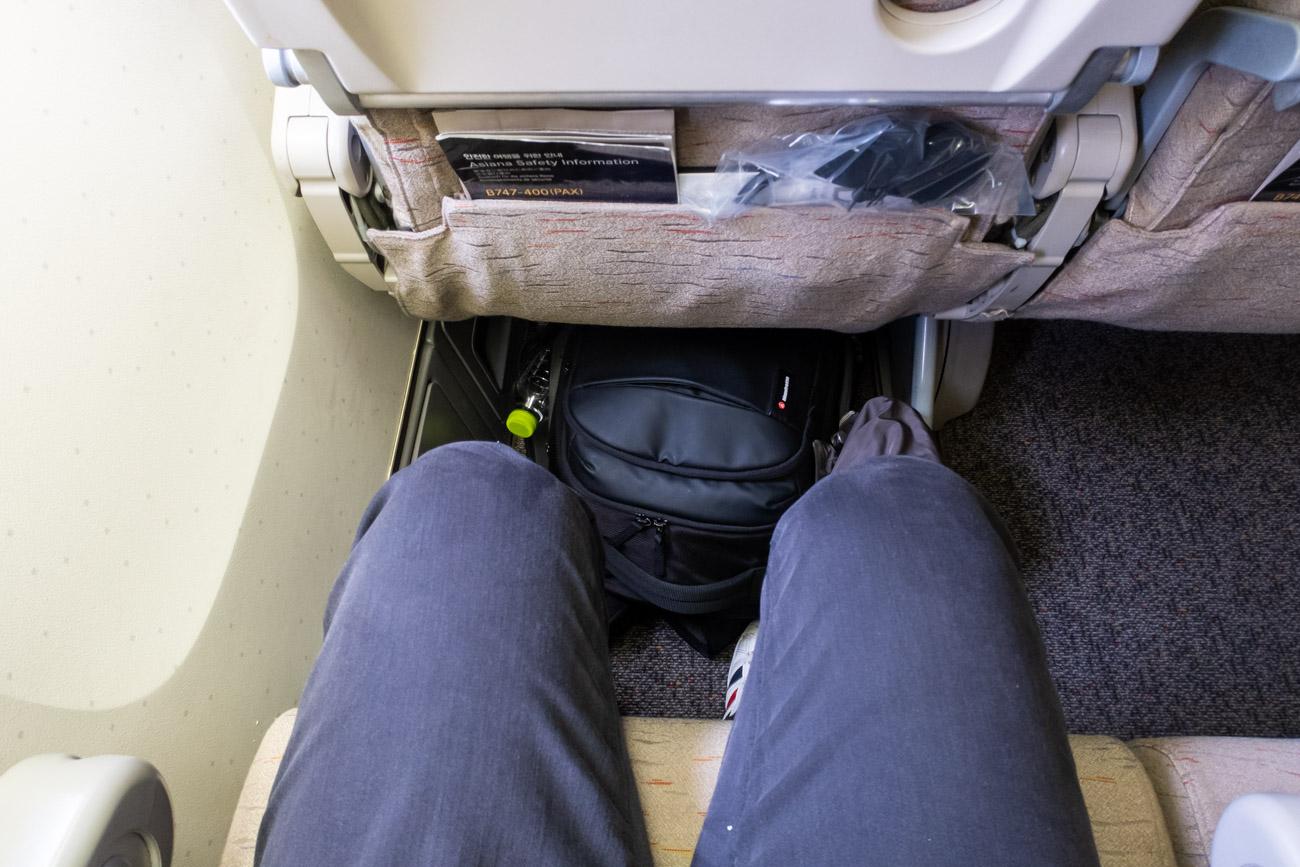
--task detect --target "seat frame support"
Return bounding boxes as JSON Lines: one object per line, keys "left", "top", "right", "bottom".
{"left": 936, "top": 84, "right": 1137, "bottom": 323}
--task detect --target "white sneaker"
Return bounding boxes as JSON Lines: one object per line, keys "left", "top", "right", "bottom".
{"left": 723, "top": 620, "right": 760, "bottom": 720}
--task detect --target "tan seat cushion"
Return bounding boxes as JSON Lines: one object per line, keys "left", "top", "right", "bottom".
{"left": 221, "top": 708, "right": 297, "bottom": 865}
{"left": 224, "top": 710, "right": 1176, "bottom": 866}
{"left": 1071, "top": 735, "right": 1178, "bottom": 867}
{"left": 1128, "top": 737, "right": 1300, "bottom": 867}
{"left": 626, "top": 723, "right": 1175, "bottom": 867}
{"left": 623, "top": 717, "right": 730, "bottom": 864}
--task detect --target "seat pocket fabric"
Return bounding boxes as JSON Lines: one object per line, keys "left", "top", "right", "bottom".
{"left": 1019, "top": 202, "right": 1300, "bottom": 332}
{"left": 368, "top": 198, "right": 1031, "bottom": 331}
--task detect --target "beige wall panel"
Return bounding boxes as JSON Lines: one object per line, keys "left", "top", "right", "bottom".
{"left": 0, "top": 1, "right": 418, "bottom": 864}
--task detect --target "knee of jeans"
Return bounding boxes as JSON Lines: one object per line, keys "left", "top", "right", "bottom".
{"left": 341, "top": 442, "right": 599, "bottom": 604}
{"left": 393, "top": 442, "right": 545, "bottom": 506}
{"left": 407, "top": 440, "right": 528, "bottom": 480}
{"left": 397, "top": 440, "right": 594, "bottom": 550}
{"left": 398, "top": 440, "right": 577, "bottom": 517}
{"left": 781, "top": 456, "right": 970, "bottom": 529}
{"left": 769, "top": 456, "right": 1011, "bottom": 596}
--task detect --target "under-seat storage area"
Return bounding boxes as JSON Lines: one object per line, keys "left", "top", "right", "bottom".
{"left": 369, "top": 101, "right": 1036, "bottom": 467}
{"left": 390, "top": 317, "right": 529, "bottom": 473}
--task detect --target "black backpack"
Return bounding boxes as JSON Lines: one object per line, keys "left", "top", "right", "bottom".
{"left": 549, "top": 326, "right": 847, "bottom": 656}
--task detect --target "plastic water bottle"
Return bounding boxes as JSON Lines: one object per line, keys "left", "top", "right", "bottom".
{"left": 506, "top": 349, "right": 550, "bottom": 439}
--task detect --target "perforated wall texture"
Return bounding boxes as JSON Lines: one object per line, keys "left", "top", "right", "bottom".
{"left": 0, "top": 2, "right": 417, "bottom": 864}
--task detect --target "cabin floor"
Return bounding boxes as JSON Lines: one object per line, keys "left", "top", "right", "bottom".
{"left": 609, "top": 320, "right": 1300, "bottom": 739}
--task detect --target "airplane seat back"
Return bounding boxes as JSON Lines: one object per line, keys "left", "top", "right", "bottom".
{"left": 1016, "top": 0, "right": 1300, "bottom": 331}
{"left": 223, "top": 0, "right": 1202, "bottom": 335}
{"left": 1124, "top": 0, "right": 1300, "bottom": 233}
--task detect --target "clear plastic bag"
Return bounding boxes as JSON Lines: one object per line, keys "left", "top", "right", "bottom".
{"left": 679, "top": 113, "right": 1034, "bottom": 222}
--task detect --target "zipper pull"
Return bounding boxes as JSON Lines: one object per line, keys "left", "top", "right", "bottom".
{"left": 651, "top": 519, "right": 667, "bottom": 578}
{"left": 610, "top": 515, "right": 652, "bottom": 548}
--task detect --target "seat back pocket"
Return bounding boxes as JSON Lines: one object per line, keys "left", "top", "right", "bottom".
{"left": 369, "top": 198, "right": 1031, "bottom": 330}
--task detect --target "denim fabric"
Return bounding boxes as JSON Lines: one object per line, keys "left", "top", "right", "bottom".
{"left": 256, "top": 442, "right": 1098, "bottom": 866}
{"left": 256, "top": 442, "right": 652, "bottom": 866}
{"left": 693, "top": 456, "right": 1099, "bottom": 866}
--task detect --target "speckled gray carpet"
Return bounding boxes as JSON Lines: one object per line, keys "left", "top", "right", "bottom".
{"left": 609, "top": 320, "right": 1300, "bottom": 739}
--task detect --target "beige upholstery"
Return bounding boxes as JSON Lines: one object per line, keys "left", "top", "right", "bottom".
{"left": 1129, "top": 737, "right": 1300, "bottom": 867}
{"left": 1072, "top": 736, "right": 1179, "bottom": 867}
{"left": 1019, "top": 200, "right": 1300, "bottom": 332}
{"left": 357, "top": 106, "right": 1046, "bottom": 235}
{"left": 1124, "top": 70, "right": 1300, "bottom": 233}
{"left": 1125, "top": 0, "right": 1300, "bottom": 232}
{"left": 367, "top": 199, "right": 1031, "bottom": 332}
{"left": 221, "top": 709, "right": 297, "bottom": 865}
{"left": 1025, "top": 0, "right": 1300, "bottom": 332}
{"left": 223, "top": 711, "right": 1190, "bottom": 867}
{"left": 355, "top": 106, "right": 1045, "bottom": 329}
{"left": 623, "top": 718, "right": 730, "bottom": 864}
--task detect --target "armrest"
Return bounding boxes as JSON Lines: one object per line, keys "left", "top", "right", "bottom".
{"left": 0, "top": 754, "right": 172, "bottom": 867}
{"left": 1212, "top": 793, "right": 1300, "bottom": 867}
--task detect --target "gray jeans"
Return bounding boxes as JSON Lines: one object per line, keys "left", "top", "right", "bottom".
{"left": 256, "top": 440, "right": 1099, "bottom": 866}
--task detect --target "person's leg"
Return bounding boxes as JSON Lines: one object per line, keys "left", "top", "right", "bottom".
{"left": 256, "top": 441, "right": 651, "bottom": 867}
{"left": 694, "top": 455, "right": 1099, "bottom": 867}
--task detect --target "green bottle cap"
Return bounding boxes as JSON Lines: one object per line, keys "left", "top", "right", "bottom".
{"left": 506, "top": 408, "right": 539, "bottom": 438}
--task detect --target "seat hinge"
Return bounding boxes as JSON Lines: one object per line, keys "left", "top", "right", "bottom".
{"left": 936, "top": 83, "right": 1137, "bottom": 322}
{"left": 271, "top": 83, "right": 395, "bottom": 292}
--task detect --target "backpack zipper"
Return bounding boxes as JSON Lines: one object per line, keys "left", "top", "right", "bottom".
{"left": 608, "top": 514, "right": 670, "bottom": 578}
{"left": 644, "top": 515, "right": 668, "bottom": 578}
